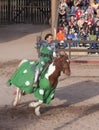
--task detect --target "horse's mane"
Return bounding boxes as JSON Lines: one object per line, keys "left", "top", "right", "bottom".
{"left": 53, "top": 57, "right": 62, "bottom": 70}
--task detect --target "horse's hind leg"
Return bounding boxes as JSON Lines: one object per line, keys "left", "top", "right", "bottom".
{"left": 12, "top": 88, "right": 22, "bottom": 107}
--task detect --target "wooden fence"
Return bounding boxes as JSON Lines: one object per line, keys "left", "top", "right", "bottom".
{"left": 35, "top": 38, "right": 99, "bottom": 59}
{"left": 54, "top": 40, "right": 99, "bottom": 59}
{"left": 0, "top": 0, "right": 51, "bottom": 24}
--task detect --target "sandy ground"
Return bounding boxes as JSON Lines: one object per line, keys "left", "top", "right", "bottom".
{"left": 0, "top": 24, "right": 99, "bottom": 130}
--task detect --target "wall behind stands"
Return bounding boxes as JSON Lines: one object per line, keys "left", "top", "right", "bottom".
{"left": 0, "top": 0, "right": 51, "bottom": 24}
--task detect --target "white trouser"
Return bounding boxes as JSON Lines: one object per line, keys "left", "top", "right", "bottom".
{"left": 34, "top": 67, "right": 39, "bottom": 83}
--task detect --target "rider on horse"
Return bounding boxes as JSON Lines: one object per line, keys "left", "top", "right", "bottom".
{"left": 34, "top": 33, "right": 57, "bottom": 87}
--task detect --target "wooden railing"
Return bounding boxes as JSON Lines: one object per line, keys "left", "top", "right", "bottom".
{"left": 52, "top": 40, "right": 99, "bottom": 59}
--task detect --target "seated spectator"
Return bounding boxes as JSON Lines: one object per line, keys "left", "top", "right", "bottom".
{"left": 66, "top": 29, "right": 74, "bottom": 40}
{"left": 82, "top": 0, "right": 90, "bottom": 10}
{"left": 63, "top": 25, "right": 69, "bottom": 35}
{"left": 68, "top": 15, "right": 75, "bottom": 26}
{"left": 75, "top": 7, "right": 83, "bottom": 19}
{"left": 86, "top": 14, "right": 94, "bottom": 32}
{"left": 66, "top": 29, "right": 75, "bottom": 47}
{"left": 94, "top": 20, "right": 99, "bottom": 39}
{"left": 74, "top": 0, "right": 83, "bottom": 8}
{"left": 56, "top": 27, "right": 65, "bottom": 41}
{"left": 94, "top": 6, "right": 99, "bottom": 23}
{"left": 90, "top": 0, "right": 99, "bottom": 11}
{"left": 72, "top": 32, "right": 80, "bottom": 47}
{"left": 86, "top": 4, "right": 94, "bottom": 18}
{"left": 82, "top": 22, "right": 89, "bottom": 38}
{"left": 73, "top": 19, "right": 79, "bottom": 33}
{"left": 71, "top": 0, "right": 82, "bottom": 14}
{"left": 68, "top": 21, "right": 76, "bottom": 32}
{"left": 66, "top": 0, "right": 74, "bottom": 9}
{"left": 88, "top": 30, "right": 97, "bottom": 50}
{"left": 59, "top": 16, "right": 68, "bottom": 27}
{"left": 73, "top": 32, "right": 80, "bottom": 40}
{"left": 96, "top": 6, "right": 99, "bottom": 18}
{"left": 77, "top": 15, "right": 85, "bottom": 30}
{"left": 79, "top": 27, "right": 86, "bottom": 40}
{"left": 59, "top": 0, "right": 68, "bottom": 10}
{"left": 59, "top": 5, "right": 67, "bottom": 21}
{"left": 87, "top": 18, "right": 94, "bottom": 26}
{"left": 56, "top": 27, "right": 66, "bottom": 48}
{"left": 84, "top": 12, "right": 89, "bottom": 23}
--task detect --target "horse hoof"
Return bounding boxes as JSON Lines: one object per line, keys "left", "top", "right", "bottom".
{"left": 35, "top": 111, "right": 40, "bottom": 116}
{"left": 35, "top": 107, "right": 40, "bottom": 116}
{"left": 12, "top": 100, "right": 17, "bottom": 107}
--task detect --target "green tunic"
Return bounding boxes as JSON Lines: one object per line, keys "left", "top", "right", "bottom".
{"left": 37, "top": 45, "right": 53, "bottom": 72}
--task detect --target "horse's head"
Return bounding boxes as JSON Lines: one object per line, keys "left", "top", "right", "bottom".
{"left": 57, "top": 51, "right": 71, "bottom": 76}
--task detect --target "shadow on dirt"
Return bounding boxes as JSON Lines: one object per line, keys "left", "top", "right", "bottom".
{"left": 54, "top": 103, "right": 99, "bottom": 130}
{"left": 0, "top": 24, "right": 50, "bottom": 43}
{"left": 0, "top": 80, "right": 99, "bottom": 129}
{"left": 56, "top": 80, "right": 99, "bottom": 105}
{"left": 0, "top": 105, "right": 38, "bottom": 130}
{"left": 41, "top": 80, "right": 99, "bottom": 115}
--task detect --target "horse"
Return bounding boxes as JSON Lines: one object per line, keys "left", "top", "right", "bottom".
{"left": 7, "top": 52, "right": 71, "bottom": 116}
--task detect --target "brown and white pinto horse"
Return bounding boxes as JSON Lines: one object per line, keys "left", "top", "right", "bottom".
{"left": 12, "top": 52, "right": 71, "bottom": 116}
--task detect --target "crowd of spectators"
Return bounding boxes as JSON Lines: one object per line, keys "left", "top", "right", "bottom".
{"left": 56, "top": 0, "right": 99, "bottom": 52}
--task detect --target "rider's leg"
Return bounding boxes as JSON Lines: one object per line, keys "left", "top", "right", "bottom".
{"left": 33, "top": 57, "right": 51, "bottom": 87}
{"left": 33, "top": 66, "right": 40, "bottom": 87}
{"left": 34, "top": 66, "right": 39, "bottom": 83}
{"left": 33, "top": 59, "right": 44, "bottom": 87}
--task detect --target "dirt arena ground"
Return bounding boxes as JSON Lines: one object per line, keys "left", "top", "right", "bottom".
{"left": 0, "top": 24, "right": 99, "bottom": 130}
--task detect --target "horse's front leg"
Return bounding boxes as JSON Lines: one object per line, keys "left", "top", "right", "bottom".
{"left": 29, "top": 100, "right": 43, "bottom": 116}
{"left": 12, "top": 88, "right": 22, "bottom": 107}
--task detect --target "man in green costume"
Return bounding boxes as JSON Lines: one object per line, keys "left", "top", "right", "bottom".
{"left": 34, "top": 33, "right": 56, "bottom": 87}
